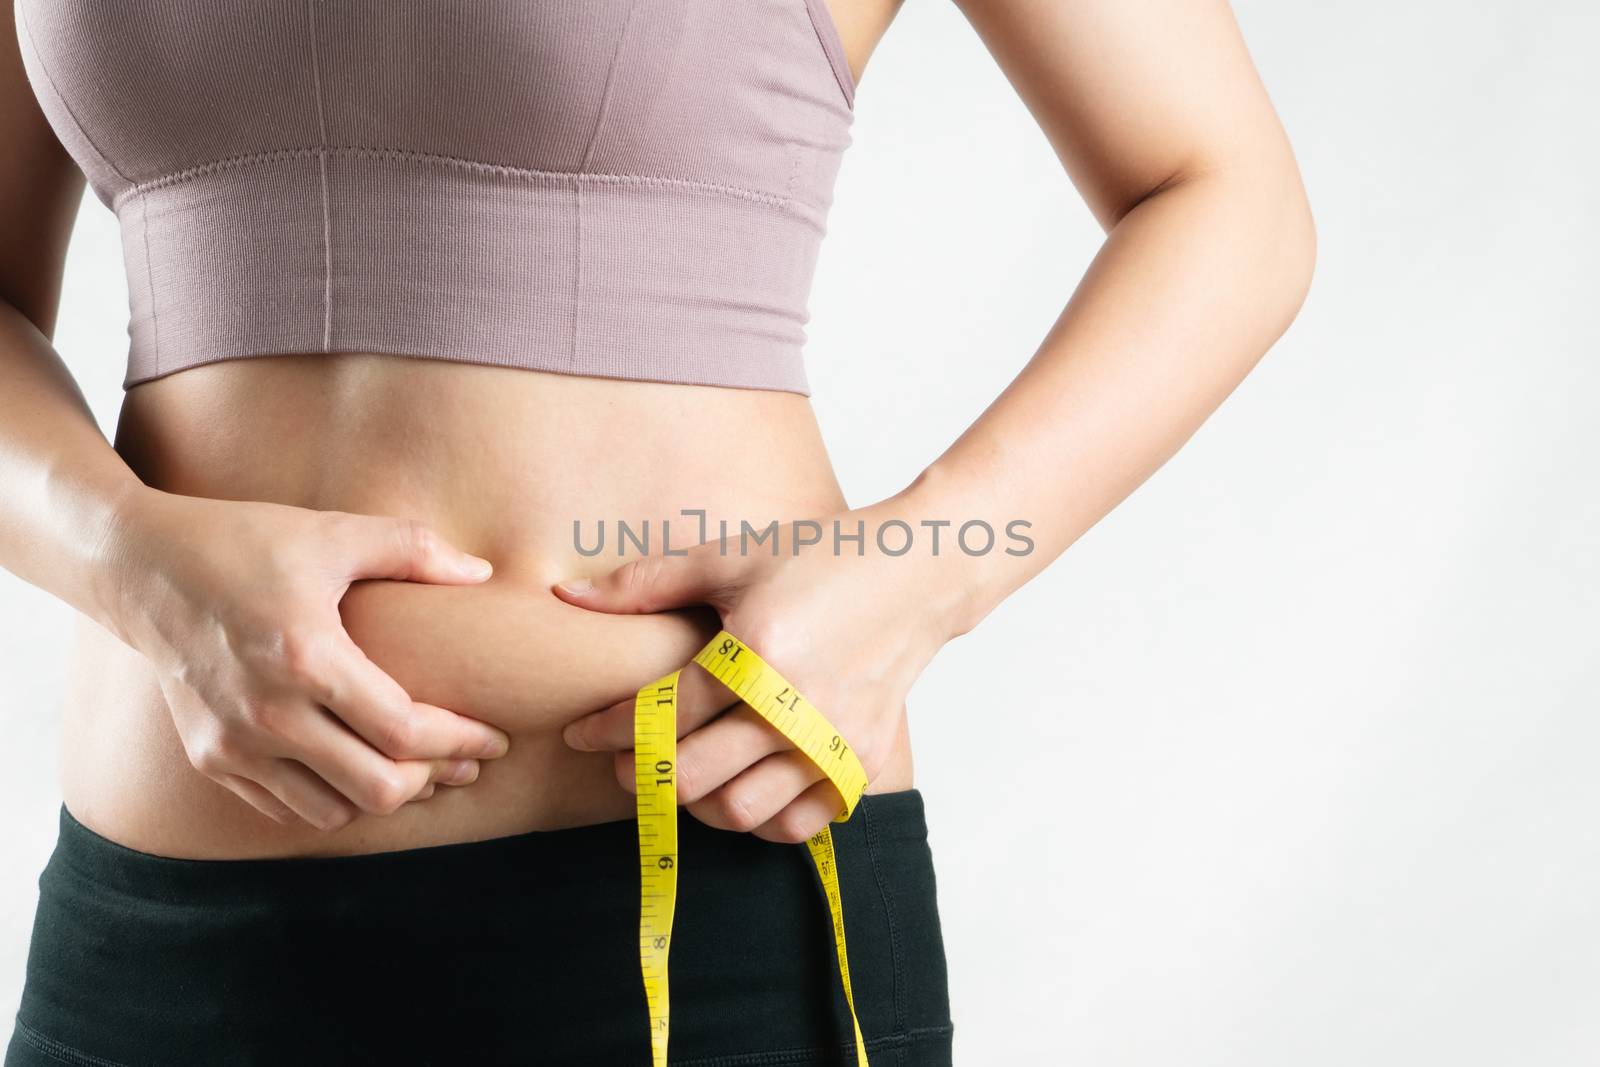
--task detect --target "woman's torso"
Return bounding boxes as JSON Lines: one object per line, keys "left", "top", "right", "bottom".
{"left": 34, "top": 0, "right": 911, "bottom": 858}
{"left": 61, "top": 354, "right": 914, "bottom": 858}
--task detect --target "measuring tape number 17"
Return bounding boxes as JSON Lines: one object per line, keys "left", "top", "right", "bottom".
{"left": 633, "top": 630, "right": 872, "bottom": 1067}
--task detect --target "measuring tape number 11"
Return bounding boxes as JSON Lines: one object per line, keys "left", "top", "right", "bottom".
{"left": 634, "top": 630, "right": 872, "bottom": 1067}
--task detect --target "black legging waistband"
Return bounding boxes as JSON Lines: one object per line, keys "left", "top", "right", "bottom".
{"left": 8, "top": 791, "right": 952, "bottom": 1067}
{"left": 44, "top": 789, "right": 933, "bottom": 898}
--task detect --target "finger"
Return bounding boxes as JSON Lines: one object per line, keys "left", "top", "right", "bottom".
{"left": 688, "top": 749, "right": 826, "bottom": 834}
{"left": 406, "top": 755, "right": 480, "bottom": 790}
{"left": 552, "top": 545, "right": 734, "bottom": 615}
{"left": 564, "top": 661, "right": 738, "bottom": 753}
{"left": 332, "top": 514, "right": 494, "bottom": 586}
{"left": 255, "top": 759, "right": 361, "bottom": 833}
{"left": 217, "top": 772, "right": 301, "bottom": 826}
{"left": 317, "top": 633, "right": 511, "bottom": 760}
{"left": 427, "top": 757, "right": 481, "bottom": 786}
{"left": 273, "top": 706, "right": 479, "bottom": 815}
{"left": 408, "top": 782, "right": 436, "bottom": 803}
{"left": 751, "top": 777, "right": 849, "bottom": 846}
{"left": 611, "top": 705, "right": 791, "bottom": 801}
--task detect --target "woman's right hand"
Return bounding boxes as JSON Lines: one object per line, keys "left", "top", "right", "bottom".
{"left": 95, "top": 488, "right": 512, "bottom": 832}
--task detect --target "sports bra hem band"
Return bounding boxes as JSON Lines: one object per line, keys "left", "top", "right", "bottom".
{"left": 111, "top": 143, "right": 798, "bottom": 215}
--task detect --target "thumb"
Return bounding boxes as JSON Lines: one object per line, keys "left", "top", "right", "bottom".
{"left": 553, "top": 549, "right": 730, "bottom": 614}
{"left": 337, "top": 515, "right": 494, "bottom": 585}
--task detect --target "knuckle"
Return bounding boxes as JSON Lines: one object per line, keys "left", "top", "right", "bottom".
{"left": 188, "top": 740, "right": 230, "bottom": 775}
{"left": 776, "top": 810, "right": 816, "bottom": 845}
{"left": 189, "top": 724, "right": 248, "bottom": 774}
{"left": 276, "top": 628, "right": 326, "bottom": 690}
{"left": 215, "top": 719, "right": 254, "bottom": 754}
{"left": 719, "top": 790, "right": 759, "bottom": 833}
{"left": 621, "top": 555, "right": 662, "bottom": 596}
{"left": 673, "top": 751, "right": 704, "bottom": 803}
{"left": 377, "top": 710, "right": 420, "bottom": 756}
{"left": 736, "top": 616, "right": 793, "bottom": 661}
{"left": 362, "top": 771, "right": 410, "bottom": 815}
{"left": 399, "top": 518, "right": 437, "bottom": 559}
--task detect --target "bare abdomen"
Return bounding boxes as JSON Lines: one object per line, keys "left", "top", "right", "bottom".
{"left": 60, "top": 351, "right": 874, "bottom": 859}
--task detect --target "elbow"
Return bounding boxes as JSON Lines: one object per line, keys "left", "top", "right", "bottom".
{"left": 1231, "top": 159, "right": 1318, "bottom": 344}
{"left": 1124, "top": 154, "right": 1318, "bottom": 335}
{"left": 1107, "top": 150, "right": 1317, "bottom": 345}
{"left": 1177, "top": 156, "right": 1318, "bottom": 350}
{"left": 1275, "top": 178, "right": 1318, "bottom": 330}
{"left": 1252, "top": 131, "right": 1318, "bottom": 333}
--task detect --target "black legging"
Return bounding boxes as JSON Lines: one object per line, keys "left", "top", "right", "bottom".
{"left": 6, "top": 791, "right": 952, "bottom": 1066}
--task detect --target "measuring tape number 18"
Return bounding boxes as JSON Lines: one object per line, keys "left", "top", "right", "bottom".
{"left": 634, "top": 630, "right": 872, "bottom": 1067}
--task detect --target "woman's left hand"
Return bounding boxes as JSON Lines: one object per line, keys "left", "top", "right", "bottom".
{"left": 552, "top": 502, "right": 969, "bottom": 844}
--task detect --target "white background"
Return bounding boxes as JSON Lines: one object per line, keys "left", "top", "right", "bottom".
{"left": 4, "top": 2, "right": 1597, "bottom": 1063}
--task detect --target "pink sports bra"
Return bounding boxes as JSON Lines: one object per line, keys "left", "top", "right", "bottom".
{"left": 15, "top": 0, "right": 855, "bottom": 394}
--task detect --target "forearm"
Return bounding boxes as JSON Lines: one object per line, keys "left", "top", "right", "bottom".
{"left": 901, "top": 164, "right": 1316, "bottom": 636}
{"left": 0, "top": 298, "right": 147, "bottom": 636}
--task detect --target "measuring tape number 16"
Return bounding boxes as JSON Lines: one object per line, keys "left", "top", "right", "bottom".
{"left": 633, "top": 630, "right": 872, "bottom": 1067}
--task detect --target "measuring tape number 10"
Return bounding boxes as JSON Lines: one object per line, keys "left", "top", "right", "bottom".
{"left": 633, "top": 630, "right": 872, "bottom": 1067}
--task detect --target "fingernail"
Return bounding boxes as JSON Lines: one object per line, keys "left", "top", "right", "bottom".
{"left": 463, "top": 555, "right": 494, "bottom": 580}
{"left": 562, "top": 722, "right": 591, "bottom": 751}
{"left": 478, "top": 735, "right": 510, "bottom": 759}
{"left": 555, "top": 577, "right": 592, "bottom": 596}
{"left": 443, "top": 759, "right": 479, "bottom": 785}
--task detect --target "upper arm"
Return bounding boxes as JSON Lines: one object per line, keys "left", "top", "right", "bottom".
{"left": 1, "top": 0, "right": 85, "bottom": 337}
{"left": 950, "top": 0, "right": 1307, "bottom": 230}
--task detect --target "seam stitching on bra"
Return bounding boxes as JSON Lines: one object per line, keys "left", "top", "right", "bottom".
{"left": 799, "top": 0, "right": 856, "bottom": 111}
{"left": 138, "top": 191, "right": 158, "bottom": 375}
{"left": 571, "top": 0, "right": 640, "bottom": 371}
{"left": 18, "top": 2, "right": 159, "bottom": 373}
{"left": 305, "top": 0, "right": 334, "bottom": 353}
{"left": 113, "top": 146, "right": 795, "bottom": 212}
{"left": 786, "top": 139, "right": 801, "bottom": 200}
{"left": 15, "top": 4, "right": 134, "bottom": 190}
{"left": 580, "top": 0, "right": 641, "bottom": 173}
{"left": 571, "top": 180, "right": 584, "bottom": 370}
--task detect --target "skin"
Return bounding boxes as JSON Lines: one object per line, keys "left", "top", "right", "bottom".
{"left": 0, "top": 0, "right": 1313, "bottom": 859}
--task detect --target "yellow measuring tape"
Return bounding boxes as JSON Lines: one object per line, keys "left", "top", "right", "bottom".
{"left": 634, "top": 631, "right": 871, "bottom": 1067}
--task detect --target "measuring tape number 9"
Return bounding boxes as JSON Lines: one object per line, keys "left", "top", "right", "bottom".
{"left": 634, "top": 630, "right": 871, "bottom": 1067}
